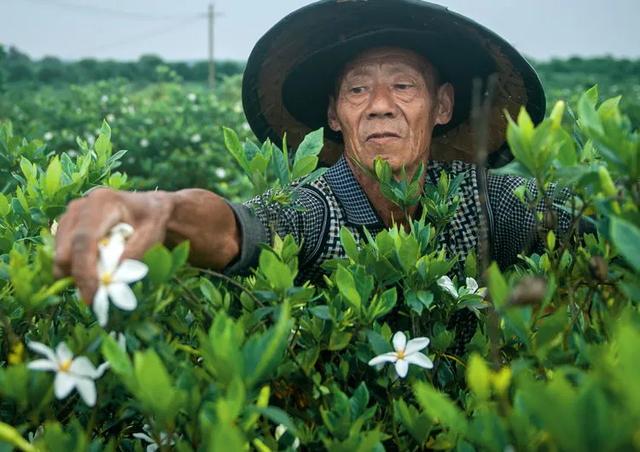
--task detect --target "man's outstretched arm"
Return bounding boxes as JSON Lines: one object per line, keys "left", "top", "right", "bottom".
{"left": 53, "top": 188, "right": 240, "bottom": 304}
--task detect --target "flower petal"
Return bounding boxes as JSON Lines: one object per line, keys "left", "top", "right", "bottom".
{"left": 98, "top": 235, "right": 125, "bottom": 273}
{"left": 110, "top": 223, "right": 134, "bottom": 239}
{"left": 54, "top": 372, "right": 76, "bottom": 399}
{"left": 113, "top": 260, "right": 148, "bottom": 283}
{"left": 74, "top": 377, "right": 97, "bottom": 406}
{"left": 133, "top": 433, "right": 154, "bottom": 443}
{"left": 466, "top": 277, "right": 479, "bottom": 293}
{"left": 96, "top": 362, "right": 110, "bottom": 378}
{"left": 107, "top": 283, "right": 138, "bottom": 310}
{"left": 392, "top": 331, "right": 407, "bottom": 353}
{"left": 93, "top": 286, "right": 110, "bottom": 327}
{"left": 438, "top": 276, "right": 458, "bottom": 298}
{"left": 133, "top": 433, "right": 154, "bottom": 444}
{"left": 55, "top": 342, "right": 73, "bottom": 363}
{"left": 368, "top": 352, "right": 398, "bottom": 366}
{"left": 395, "top": 359, "right": 409, "bottom": 378}
{"left": 27, "top": 341, "right": 56, "bottom": 361}
{"left": 404, "top": 337, "right": 430, "bottom": 355}
{"left": 27, "top": 359, "right": 58, "bottom": 372}
{"left": 405, "top": 352, "right": 434, "bottom": 369}
{"left": 70, "top": 356, "right": 98, "bottom": 379}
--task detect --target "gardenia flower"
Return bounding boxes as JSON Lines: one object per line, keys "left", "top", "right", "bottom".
{"left": 187, "top": 92, "right": 197, "bottom": 102}
{"left": 133, "top": 424, "right": 175, "bottom": 452}
{"left": 93, "top": 223, "right": 148, "bottom": 327}
{"left": 437, "top": 276, "right": 487, "bottom": 299}
{"left": 140, "top": 138, "right": 150, "bottom": 148}
{"left": 43, "top": 131, "right": 54, "bottom": 141}
{"left": 190, "top": 133, "right": 202, "bottom": 143}
{"left": 215, "top": 167, "right": 227, "bottom": 179}
{"left": 27, "top": 341, "right": 108, "bottom": 406}
{"left": 368, "top": 331, "right": 433, "bottom": 378}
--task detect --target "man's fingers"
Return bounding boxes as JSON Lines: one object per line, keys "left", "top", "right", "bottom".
{"left": 53, "top": 200, "right": 82, "bottom": 279}
{"left": 120, "top": 223, "right": 167, "bottom": 262}
{"left": 68, "top": 191, "right": 125, "bottom": 303}
{"left": 71, "top": 230, "right": 100, "bottom": 303}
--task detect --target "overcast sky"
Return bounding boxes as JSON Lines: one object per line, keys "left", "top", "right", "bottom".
{"left": 2, "top": 0, "right": 639, "bottom": 62}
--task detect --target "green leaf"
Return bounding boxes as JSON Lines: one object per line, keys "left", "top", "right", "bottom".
{"left": 329, "top": 330, "right": 352, "bottom": 351}
{"left": 610, "top": 217, "right": 640, "bottom": 272}
{"left": 258, "top": 251, "right": 294, "bottom": 292}
{"left": 466, "top": 354, "right": 491, "bottom": 400}
{"left": 223, "top": 127, "right": 250, "bottom": 173}
{"left": 414, "top": 382, "right": 467, "bottom": 435}
{"left": 133, "top": 349, "right": 178, "bottom": 422}
{"left": 487, "top": 263, "right": 508, "bottom": 309}
{"left": 253, "top": 406, "right": 299, "bottom": 437}
{"left": 143, "top": 244, "right": 173, "bottom": 284}
{"left": 340, "top": 227, "right": 360, "bottom": 261}
{"left": 170, "top": 241, "right": 190, "bottom": 274}
{"left": 44, "top": 156, "right": 62, "bottom": 198}
{"left": 336, "top": 266, "right": 361, "bottom": 309}
{"left": 294, "top": 128, "right": 323, "bottom": 160}
{"left": 0, "top": 194, "right": 9, "bottom": 217}
{"left": 243, "top": 302, "right": 291, "bottom": 387}
{"left": 292, "top": 155, "right": 318, "bottom": 179}
{"left": 101, "top": 334, "right": 132, "bottom": 377}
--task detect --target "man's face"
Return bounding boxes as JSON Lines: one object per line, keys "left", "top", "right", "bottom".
{"left": 328, "top": 47, "right": 454, "bottom": 174}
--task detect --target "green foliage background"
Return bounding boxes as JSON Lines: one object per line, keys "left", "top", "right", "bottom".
{"left": 0, "top": 46, "right": 639, "bottom": 451}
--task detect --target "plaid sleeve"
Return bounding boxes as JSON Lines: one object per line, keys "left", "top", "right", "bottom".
{"left": 487, "top": 172, "right": 573, "bottom": 268}
{"left": 224, "top": 185, "right": 330, "bottom": 275}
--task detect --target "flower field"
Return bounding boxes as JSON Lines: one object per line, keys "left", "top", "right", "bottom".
{"left": 0, "top": 55, "right": 639, "bottom": 450}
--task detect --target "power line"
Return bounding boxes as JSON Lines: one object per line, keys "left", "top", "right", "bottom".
{"left": 78, "top": 16, "right": 205, "bottom": 54}
{"left": 20, "top": 0, "right": 203, "bottom": 21}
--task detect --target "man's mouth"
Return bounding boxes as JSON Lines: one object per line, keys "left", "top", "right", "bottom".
{"left": 366, "top": 132, "right": 401, "bottom": 141}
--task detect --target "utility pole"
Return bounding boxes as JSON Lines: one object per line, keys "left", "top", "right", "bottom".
{"left": 208, "top": 3, "right": 215, "bottom": 90}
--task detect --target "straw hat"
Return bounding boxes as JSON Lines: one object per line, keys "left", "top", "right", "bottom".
{"left": 242, "top": 0, "right": 546, "bottom": 167}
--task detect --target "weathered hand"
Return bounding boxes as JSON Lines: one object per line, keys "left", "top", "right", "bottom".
{"left": 54, "top": 188, "right": 173, "bottom": 304}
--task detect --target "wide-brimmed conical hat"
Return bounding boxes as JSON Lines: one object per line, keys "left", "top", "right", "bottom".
{"left": 242, "top": 0, "right": 546, "bottom": 167}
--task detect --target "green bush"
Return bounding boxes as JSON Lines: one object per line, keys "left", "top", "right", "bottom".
{"left": 0, "top": 76, "right": 252, "bottom": 196}
{"left": 0, "top": 87, "right": 639, "bottom": 451}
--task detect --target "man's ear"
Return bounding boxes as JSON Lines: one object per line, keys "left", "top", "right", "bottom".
{"left": 327, "top": 98, "right": 342, "bottom": 132}
{"left": 434, "top": 82, "right": 455, "bottom": 126}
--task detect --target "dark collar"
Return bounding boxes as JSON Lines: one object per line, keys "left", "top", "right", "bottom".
{"left": 324, "top": 156, "right": 382, "bottom": 226}
{"left": 324, "top": 155, "right": 446, "bottom": 226}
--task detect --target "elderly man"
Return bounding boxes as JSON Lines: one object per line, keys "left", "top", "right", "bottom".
{"left": 54, "top": 0, "right": 570, "bottom": 302}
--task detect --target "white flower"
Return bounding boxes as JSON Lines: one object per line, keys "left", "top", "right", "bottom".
{"left": 437, "top": 276, "right": 487, "bottom": 299}
{"left": 275, "top": 424, "right": 300, "bottom": 450}
{"left": 27, "top": 341, "right": 108, "bottom": 406}
{"left": 106, "top": 113, "right": 115, "bottom": 123}
{"left": 140, "top": 138, "right": 150, "bottom": 148}
{"left": 93, "top": 223, "right": 148, "bottom": 327}
{"left": 43, "top": 131, "right": 54, "bottom": 141}
{"left": 133, "top": 424, "right": 175, "bottom": 452}
{"left": 190, "top": 133, "right": 202, "bottom": 144}
{"left": 100, "top": 95, "right": 109, "bottom": 103}
{"left": 368, "top": 331, "right": 433, "bottom": 378}
{"left": 187, "top": 92, "right": 197, "bottom": 102}
{"left": 215, "top": 168, "right": 227, "bottom": 179}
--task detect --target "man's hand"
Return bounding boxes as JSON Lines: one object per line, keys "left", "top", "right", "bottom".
{"left": 54, "top": 188, "right": 173, "bottom": 303}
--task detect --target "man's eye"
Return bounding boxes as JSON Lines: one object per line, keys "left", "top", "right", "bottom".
{"left": 394, "top": 83, "right": 414, "bottom": 90}
{"left": 349, "top": 86, "right": 367, "bottom": 94}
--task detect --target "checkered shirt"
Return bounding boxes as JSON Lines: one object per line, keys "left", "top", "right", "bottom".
{"left": 226, "top": 156, "right": 572, "bottom": 282}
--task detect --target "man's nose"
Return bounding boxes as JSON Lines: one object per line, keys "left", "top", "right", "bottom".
{"left": 366, "top": 85, "right": 397, "bottom": 119}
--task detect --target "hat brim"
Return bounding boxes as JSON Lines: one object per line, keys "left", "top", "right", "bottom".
{"left": 242, "top": 0, "right": 546, "bottom": 167}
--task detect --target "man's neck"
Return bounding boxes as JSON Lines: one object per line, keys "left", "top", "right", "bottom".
{"left": 345, "top": 157, "right": 426, "bottom": 228}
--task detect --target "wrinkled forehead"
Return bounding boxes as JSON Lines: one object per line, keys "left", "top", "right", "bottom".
{"left": 337, "top": 46, "right": 434, "bottom": 82}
